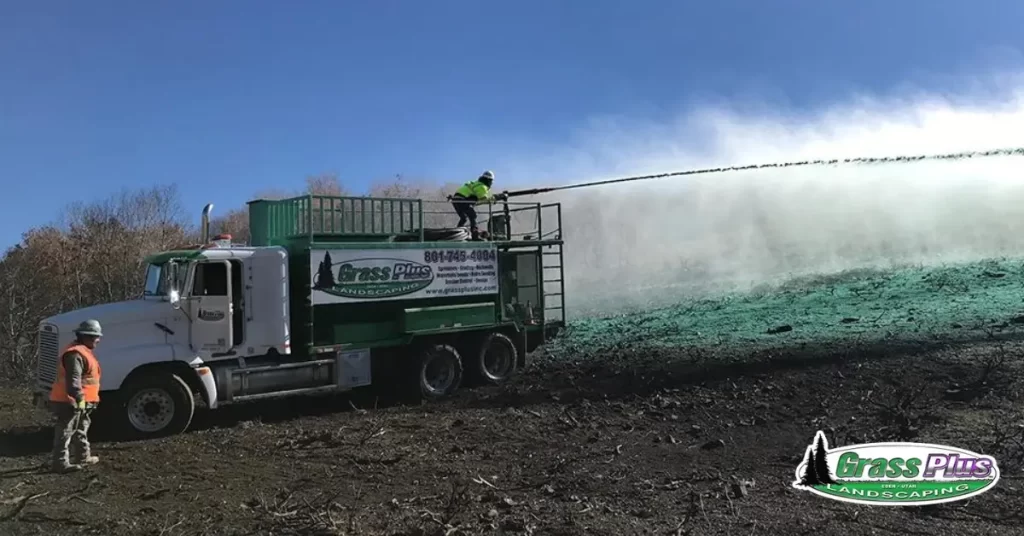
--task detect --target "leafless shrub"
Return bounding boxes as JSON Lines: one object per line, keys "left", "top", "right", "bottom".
{"left": 985, "top": 411, "right": 1024, "bottom": 473}
{"left": 867, "top": 382, "right": 938, "bottom": 441}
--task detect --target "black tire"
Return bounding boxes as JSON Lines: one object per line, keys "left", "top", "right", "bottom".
{"left": 396, "top": 228, "right": 470, "bottom": 242}
{"left": 417, "top": 344, "right": 464, "bottom": 400}
{"left": 473, "top": 332, "right": 519, "bottom": 385}
{"left": 118, "top": 372, "right": 195, "bottom": 439}
{"left": 423, "top": 228, "right": 470, "bottom": 241}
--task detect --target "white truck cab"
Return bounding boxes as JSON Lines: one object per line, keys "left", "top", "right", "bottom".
{"left": 33, "top": 226, "right": 292, "bottom": 438}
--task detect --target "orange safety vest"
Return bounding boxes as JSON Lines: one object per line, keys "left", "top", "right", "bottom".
{"left": 49, "top": 343, "right": 101, "bottom": 404}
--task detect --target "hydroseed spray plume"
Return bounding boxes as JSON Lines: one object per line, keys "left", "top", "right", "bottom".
{"left": 499, "top": 88, "right": 1024, "bottom": 317}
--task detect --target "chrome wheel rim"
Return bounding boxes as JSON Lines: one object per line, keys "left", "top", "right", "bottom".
{"left": 127, "top": 388, "right": 175, "bottom": 433}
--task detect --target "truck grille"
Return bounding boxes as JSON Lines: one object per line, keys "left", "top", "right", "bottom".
{"left": 36, "top": 324, "right": 59, "bottom": 387}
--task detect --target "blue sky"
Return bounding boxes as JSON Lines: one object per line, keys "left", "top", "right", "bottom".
{"left": 2, "top": 0, "right": 1023, "bottom": 249}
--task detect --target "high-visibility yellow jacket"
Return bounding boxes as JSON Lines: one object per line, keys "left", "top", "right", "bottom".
{"left": 454, "top": 180, "right": 494, "bottom": 204}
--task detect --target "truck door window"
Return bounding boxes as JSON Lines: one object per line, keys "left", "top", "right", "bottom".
{"left": 192, "top": 262, "right": 228, "bottom": 296}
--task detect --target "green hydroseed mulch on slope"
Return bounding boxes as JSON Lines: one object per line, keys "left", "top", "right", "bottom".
{"left": 548, "top": 257, "right": 1024, "bottom": 357}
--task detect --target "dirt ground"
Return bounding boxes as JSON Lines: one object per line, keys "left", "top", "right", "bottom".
{"left": 1, "top": 334, "right": 1023, "bottom": 536}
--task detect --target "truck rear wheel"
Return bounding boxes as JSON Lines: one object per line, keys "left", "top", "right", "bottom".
{"left": 417, "top": 344, "right": 463, "bottom": 399}
{"left": 119, "top": 372, "right": 195, "bottom": 439}
{"left": 474, "top": 332, "right": 519, "bottom": 385}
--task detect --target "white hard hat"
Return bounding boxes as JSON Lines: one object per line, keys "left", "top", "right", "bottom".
{"left": 74, "top": 319, "right": 103, "bottom": 337}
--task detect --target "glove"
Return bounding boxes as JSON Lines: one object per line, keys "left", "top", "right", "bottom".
{"left": 75, "top": 398, "right": 86, "bottom": 410}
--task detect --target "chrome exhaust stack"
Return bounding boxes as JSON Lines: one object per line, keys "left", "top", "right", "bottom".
{"left": 201, "top": 203, "right": 214, "bottom": 243}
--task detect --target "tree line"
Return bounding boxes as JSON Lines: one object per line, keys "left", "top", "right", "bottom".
{"left": 0, "top": 174, "right": 461, "bottom": 382}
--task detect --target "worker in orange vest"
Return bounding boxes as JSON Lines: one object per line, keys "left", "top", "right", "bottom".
{"left": 49, "top": 319, "right": 103, "bottom": 472}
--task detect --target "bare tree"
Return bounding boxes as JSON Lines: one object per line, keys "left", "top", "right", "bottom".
{"left": 210, "top": 208, "right": 251, "bottom": 244}
{"left": 0, "top": 186, "right": 193, "bottom": 381}
{"left": 305, "top": 173, "right": 350, "bottom": 197}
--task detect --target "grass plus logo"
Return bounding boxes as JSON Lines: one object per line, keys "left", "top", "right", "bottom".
{"left": 313, "top": 252, "right": 434, "bottom": 299}
{"left": 792, "top": 430, "right": 1000, "bottom": 506}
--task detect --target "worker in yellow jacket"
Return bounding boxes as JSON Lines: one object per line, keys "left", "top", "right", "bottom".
{"left": 451, "top": 171, "right": 507, "bottom": 240}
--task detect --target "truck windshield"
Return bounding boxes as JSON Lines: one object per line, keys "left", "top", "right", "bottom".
{"left": 143, "top": 262, "right": 187, "bottom": 297}
{"left": 143, "top": 264, "right": 163, "bottom": 296}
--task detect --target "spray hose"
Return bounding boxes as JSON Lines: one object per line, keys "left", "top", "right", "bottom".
{"left": 501, "top": 146, "right": 1024, "bottom": 198}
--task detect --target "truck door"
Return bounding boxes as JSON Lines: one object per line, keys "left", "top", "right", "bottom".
{"left": 189, "top": 260, "right": 234, "bottom": 353}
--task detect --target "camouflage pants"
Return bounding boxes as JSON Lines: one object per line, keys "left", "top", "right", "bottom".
{"left": 51, "top": 405, "right": 92, "bottom": 466}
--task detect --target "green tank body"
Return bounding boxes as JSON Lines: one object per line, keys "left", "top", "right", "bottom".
{"left": 247, "top": 194, "right": 566, "bottom": 389}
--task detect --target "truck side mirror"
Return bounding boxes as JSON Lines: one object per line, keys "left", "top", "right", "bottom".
{"left": 168, "top": 262, "right": 183, "bottom": 309}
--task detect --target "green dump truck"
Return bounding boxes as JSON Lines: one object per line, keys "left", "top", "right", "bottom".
{"left": 33, "top": 195, "right": 566, "bottom": 438}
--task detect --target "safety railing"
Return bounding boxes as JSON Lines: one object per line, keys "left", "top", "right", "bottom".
{"left": 248, "top": 194, "right": 564, "bottom": 246}
{"left": 248, "top": 195, "right": 424, "bottom": 245}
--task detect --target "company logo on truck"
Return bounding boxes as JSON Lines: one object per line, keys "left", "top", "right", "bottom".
{"left": 198, "top": 308, "right": 226, "bottom": 322}
{"left": 313, "top": 252, "right": 433, "bottom": 299}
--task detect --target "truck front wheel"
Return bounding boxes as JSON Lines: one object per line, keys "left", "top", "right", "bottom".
{"left": 119, "top": 372, "right": 195, "bottom": 439}
{"left": 417, "top": 344, "right": 463, "bottom": 400}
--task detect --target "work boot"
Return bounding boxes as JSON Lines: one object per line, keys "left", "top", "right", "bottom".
{"left": 74, "top": 455, "right": 99, "bottom": 465}
{"left": 51, "top": 461, "right": 82, "bottom": 473}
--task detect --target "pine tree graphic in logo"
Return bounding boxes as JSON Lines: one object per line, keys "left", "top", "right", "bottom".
{"left": 795, "top": 430, "right": 838, "bottom": 488}
{"left": 314, "top": 251, "right": 336, "bottom": 289}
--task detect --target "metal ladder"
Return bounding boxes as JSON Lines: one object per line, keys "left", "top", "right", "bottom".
{"left": 539, "top": 202, "right": 565, "bottom": 328}
{"left": 542, "top": 243, "right": 565, "bottom": 326}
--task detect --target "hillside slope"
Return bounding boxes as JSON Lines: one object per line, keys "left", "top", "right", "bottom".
{"left": 551, "top": 257, "right": 1024, "bottom": 357}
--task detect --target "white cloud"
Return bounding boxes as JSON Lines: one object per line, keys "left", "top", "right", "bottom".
{"left": 489, "top": 78, "right": 1024, "bottom": 316}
